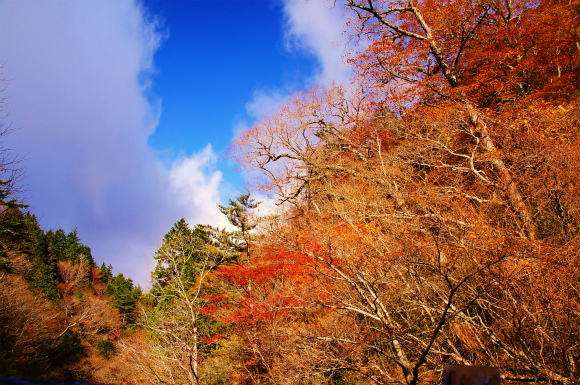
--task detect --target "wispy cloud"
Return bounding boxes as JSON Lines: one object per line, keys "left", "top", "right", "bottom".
{"left": 0, "top": 0, "right": 224, "bottom": 287}
{"left": 169, "top": 144, "right": 229, "bottom": 229}
{"left": 282, "top": 0, "right": 351, "bottom": 85}
{"left": 231, "top": 0, "right": 352, "bottom": 218}
{"left": 236, "top": 0, "right": 350, "bottom": 142}
{"left": 246, "top": 89, "right": 289, "bottom": 120}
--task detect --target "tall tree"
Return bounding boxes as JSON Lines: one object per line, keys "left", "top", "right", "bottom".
{"left": 347, "top": 0, "right": 580, "bottom": 109}
{"left": 138, "top": 219, "right": 232, "bottom": 385}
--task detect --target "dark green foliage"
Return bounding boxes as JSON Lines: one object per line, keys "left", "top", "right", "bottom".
{"left": 218, "top": 192, "right": 261, "bottom": 258}
{"left": 25, "top": 218, "right": 96, "bottom": 300}
{"left": 150, "top": 218, "right": 235, "bottom": 299}
{"left": 49, "top": 329, "right": 87, "bottom": 366}
{"left": 0, "top": 212, "right": 60, "bottom": 302}
{"left": 30, "top": 264, "right": 59, "bottom": 302}
{"left": 150, "top": 218, "right": 199, "bottom": 295}
{"left": 199, "top": 224, "right": 244, "bottom": 261}
{"left": 24, "top": 215, "right": 49, "bottom": 263}
{"left": 62, "top": 230, "right": 93, "bottom": 265}
{"left": 0, "top": 210, "right": 43, "bottom": 264}
{"left": 96, "top": 338, "right": 117, "bottom": 359}
{"left": 0, "top": 180, "right": 25, "bottom": 210}
{"left": 45, "top": 228, "right": 94, "bottom": 265}
{"left": 0, "top": 208, "right": 28, "bottom": 251}
{"left": 218, "top": 192, "right": 261, "bottom": 234}
{"left": 98, "top": 262, "right": 113, "bottom": 283}
{"left": 45, "top": 229, "right": 66, "bottom": 259}
{"left": 143, "top": 218, "right": 238, "bottom": 381}
{"left": 105, "top": 273, "right": 142, "bottom": 324}
{"left": 0, "top": 210, "right": 96, "bottom": 302}
{"left": 0, "top": 203, "right": 99, "bottom": 302}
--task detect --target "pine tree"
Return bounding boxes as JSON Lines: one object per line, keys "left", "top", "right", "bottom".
{"left": 218, "top": 192, "right": 261, "bottom": 259}
{"left": 142, "top": 218, "right": 234, "bottom": 384}
{"left": 99, "top": 262, "right": 113, "bottom": 283}
{"left": 105, "top": 273, "right": 141, "bottom": 325}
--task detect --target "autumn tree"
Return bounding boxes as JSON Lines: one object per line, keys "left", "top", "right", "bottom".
{"left": 347, "top": 0, "right": 580, "bottom": 108}
{"left": 0, "top": 252, "right": 114, "bottom": 381}
{"left": 231, "top": 88, "right": 512, "bottom": 383}
{"left": 229, "top": 4, "right": 580, "bottom": 376}
{"left": 339, "top": 3, "right": 580, "bottom": 380}
{"left": 346, "top": 0, "right": 580, "bottom": 240}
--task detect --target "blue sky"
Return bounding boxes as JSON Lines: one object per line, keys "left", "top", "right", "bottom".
{"left": 0, "top": 0, "right": 350, "bottom": 286}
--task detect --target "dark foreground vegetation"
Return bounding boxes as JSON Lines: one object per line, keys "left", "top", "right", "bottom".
{"left": 1, "top": 0, "right": 580, "bottom": 383}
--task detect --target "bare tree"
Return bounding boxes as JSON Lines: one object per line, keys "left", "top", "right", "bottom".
{"left": 229, "top": 76, "right": 580, "bottom": 382}
{"left": 0, "top": 69, "right": 25, "bottom": 210}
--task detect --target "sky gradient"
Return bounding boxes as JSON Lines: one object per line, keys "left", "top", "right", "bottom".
{"left": 0, "top": 0, "right": 350, "bottom": 287}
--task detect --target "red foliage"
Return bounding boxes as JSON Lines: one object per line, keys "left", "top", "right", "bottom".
{"left": 214, "top": 245, "right": 313, "bottom": 326}
{"left": 200, "top": 333, "right": 225, "bottom": 345}
{"left": 349, "top": 0, "right": 580, "bottom": 109}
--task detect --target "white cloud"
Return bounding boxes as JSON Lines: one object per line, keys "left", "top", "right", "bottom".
{"left": 0, "top": 0, "right": 225, "bottom": 287}
{"left": 233, "top": 0, "right": 352, "bottom": 199}
{"left": 169, "top": 144, "right": 229, "bottom": 229}
{"left": 246, "top": 89, "right": 289, "bottom": 119}
{"left": 0, "top": 0, "right": 353, "bottom": 287}
{"left": 282, "top": 0, "right": 351, "bottom": 85}
{"left": 232, "top": 118, "right": 252, "bottom": 141}
{"left": 237, "top": 0, "right": 351, "bottom": 136}
{"left": 231, "top": 88, "right": 289, "bottom": 139}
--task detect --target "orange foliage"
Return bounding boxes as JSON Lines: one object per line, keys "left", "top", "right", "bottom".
{"left": 225, "top": 1, "right": 580, "bottom": 382}
{"left": 348, "top": 0, "right": 580, "bottom": 109}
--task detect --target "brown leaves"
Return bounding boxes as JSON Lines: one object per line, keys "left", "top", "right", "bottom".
{"left": 218, "top": 0, "right": 580, "bottom": 382}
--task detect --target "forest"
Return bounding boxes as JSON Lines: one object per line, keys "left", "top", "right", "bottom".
{"left": 1, "top": 0, "right": 579, "bottom": 383}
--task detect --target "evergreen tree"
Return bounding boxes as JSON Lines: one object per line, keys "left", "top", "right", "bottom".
{"left": 45, "top": 229, "right": 66, "bottom": 259}
{"left": 45, "top": 228, "right": 93, "bottom": 265}
{"left": 99, "top": 262, "right": 113, "bottom": 283}
{"left": 0, "top": 211, "right": 61, "bottom": 302}
{"left": 143, "top": 218, "right": 234, "bottom": 384}
{"left": 105, "top": 273, "right": 141, "bottom": 325}
{"left": 29, "top": 263, "right": 59, "bottom": 302}
{"left": 218, "top": 192, "right": 260, "bottom": 258}
{"left": 61, "top": 229, "right": 93, "bottom": 265}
